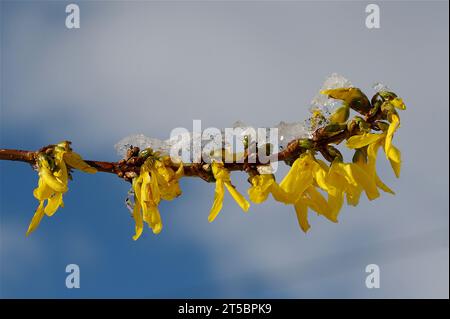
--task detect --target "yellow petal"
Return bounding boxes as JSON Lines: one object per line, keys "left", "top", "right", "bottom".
{"left": 375, "top": 173, "right": 395, "bottom": 195}
{"left": 304, "top": 186, "right": 335, "bottom": 222}
{"left": 346, "top": 185, "right": 362, "bottom": 207}
{"left": 39, "top": 166, "right": 68, "bottom": 193}
{"left": 33, "top": 177, "right": 54, "bottom": 200}
{"left": 270, "top": 182, "right": 291, "bottom": 204}
{"left": 142, "top": 202, "right": 151, "bottom": 225}
{"left": 280, "top": 155, "right": 314, "bottom": 201}
{"left": 148, "top": 205, "right": 163, "bottom": 234}
{"left": 327, "top": 187, "right": 344, "bottom": 220}
{"left": 326, "top": 163, "right": 349, "bottom": 190}
{"left": 225, "top": 182, "right": 250, "bottom": 212}
{"left": 208, "top": 181, "right": 225, "bottom": 222}
{"left": 26, "top": 201, "right": 46, "bottom": 236}
{"left": 54, "top": 156, "right": 69, "bottom": 185}
{"left": 346, "top": 133, "right": 383, "bottom": 149}
{"left": 132, "top": 200, "right": 143, "bottom": 240}
{"left": 279, "top": 157, "right": 302, "bottom": 192}
{"left": 140, "top": 172, "right": 149, "bottom": 202}
{"left": 294, "top": 200, "right": 310, "bottom": 233}
{"left": 348, "top": 163, "right": 380, "bottom": 201}
{"left": 388, "top": 145, "right": 402, "bottom": 178}
{"left": 63, "top": 151, "right": 97, "bottom": 173}
{"left": 248, "top": 175, "right": 272, "bottom": 204}
{"left": 391, "top": 98, "right": 406, "bottom": 110}
{"left": 44, "top": 192, "right": 64, "bottom": 216}
{"left": 312, "top": 160, "right": 330, "bottom": 192}
{"left": 210, "top": 162, "right": 250, "bottom": 219}
{"left": 152, "top": 222, "right": 163, "bottom": 235}
{"left": 385, "top": 113, "right": 400, "bottom": 157}
{"left": 132, "top": 175, "right": 143, "bottom": 203}
{"left": 149, "top": 170, "right": 161, "bottom": 204}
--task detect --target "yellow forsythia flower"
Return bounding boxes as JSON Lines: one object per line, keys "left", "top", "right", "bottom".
{"left": 27, "top": 142, "right": 96, "bottom": 235}
{"left": 247, "top": 173, "right": 290, "bottom": 204}
{"left": 208, "top": 162, "right": 250, "bottom": 223}
{"left": 353, "top": 149, "right": 395, "bottom": 196}
{"left": 346, "top": 113, "right": 402, "bottom": 177}
{"left": 130, "top": 156, "right": 183, "bottom": 240}
{"left": 278, "top": 153, "right": 337, "bottom": 232}
{"left": 326, "top": 160, "right": 380, "bottom": 216}
{"left": 271, "top": 150, "right": 385, "bottom": 233}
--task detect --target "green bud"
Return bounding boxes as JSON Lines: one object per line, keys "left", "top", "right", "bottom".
{"left": 358, "top": 120, "right": 370, "bottom": 132}
{"left": 352, "top": 149, "right": 367, "bottom": 164}
{"left": 56, "top": 140, "right": 71, "bottom": 150}
{"left": 329, "top": 105, "right": 350, "bottom": 124}
{"left": 324, "top": 123, "right": 347, "bottom": 133}
{"left": 349, "top": 116, "right": 370, "bottom": 132}
{"left": 298, "top": 139, "right": 313, "bottom": 149}
{"left": 139, "top": 148, "right": 153, "bottom": 160}
{"left": 367, "top": 100, "right": 381, "bottom": 118}
{"left": 374, "top": 121, "right": 389, "bottom": 132}
{"left": 390, "top": 97, "right": 406, "bottom": 110}
{"left": 322, "top": 88, "right": 371, "bottom": 115}
{"left": 326, "top": 145, "right": 343, "bottom": 162}
{"left": 381, "top": 101, "right": 395, "bottom": 114}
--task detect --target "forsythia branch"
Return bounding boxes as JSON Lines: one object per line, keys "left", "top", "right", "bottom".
{"left": 0, "top": 86, "right": 407, "bottom": 239}
{"left": 0, "top": 137, "right": 304, "bottom": 181}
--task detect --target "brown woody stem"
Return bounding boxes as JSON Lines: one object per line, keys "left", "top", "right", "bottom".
{"left": 0, "top": 108, "right": 381, "bottom": 183}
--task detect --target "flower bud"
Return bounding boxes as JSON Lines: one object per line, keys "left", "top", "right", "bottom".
{"left": 352, "top": 149, "right": 367, "bottom": 164}
{"left": 329, "top": 105, "right": 350, "bottom": 123}
{"left": 298, "top": 138, "right": 313, "bottom": 149}
{"left": 326, "top": 145, "right": 343, "bottom": 162}
{"left": 321, "top": 88, "right": 371, "bottom": 115}
{"left": 323, "top": 123, "right": 346, "bottom": 133}
{"left": 349, "top": 116, "right": 370, "bottom": 133}
{"left": 139, "top": 148, "right": 153, "bottom": 160}
{"left": 374, "top": 121, "right": 389, "bottom": 132}
{"left": 391, "top": 97, "right": 406, "bottom": 110}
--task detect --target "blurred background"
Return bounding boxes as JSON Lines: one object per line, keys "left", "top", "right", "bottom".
{"left": 0, "top": 0, "right": 448, "bottom": 298}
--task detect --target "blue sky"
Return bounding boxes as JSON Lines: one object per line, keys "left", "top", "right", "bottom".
{"left": 0, "top": 0, "right": 448, "bottom": 298}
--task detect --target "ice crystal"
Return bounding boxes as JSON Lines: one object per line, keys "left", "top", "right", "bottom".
{"left": 373, "top": 82, "right": 390, "bottom": 93}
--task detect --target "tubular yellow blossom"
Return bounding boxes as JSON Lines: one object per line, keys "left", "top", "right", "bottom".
{"left": 294, "top": 200, "right": 310, "bottom": 233}
{"left": 208, "top": 162, "right": 250, "bottom": 223}
{"left": 279, "top": 153, "right": 314, "bottom": 201}
{"left": 248, "top": 173, "right": 290, "bottom": 204}
{"left": 346, "top": 113, "right": 402, "bottom": 178}
{"left": 293, "top": 187, "right": 335, "bottom": 233}
{"left": 335, "top": 161, "right": 380, "bottom": 201}
{"left": 130, "top": 156, "right": 183, "bottom": 240}
{"left": 26, "top": 142, "right": 96, "bottom": 236}
{"left": 303, "top": 186, "right": 334, "bottom": 222}
{"left": 248, "top": 174, "right": 273, "bottom": 204}
{"left": 354, "top": 147, "right": 395, "bottom": 195}
{"left": 278, "top": 152, "right": 339, "bottom": 232}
